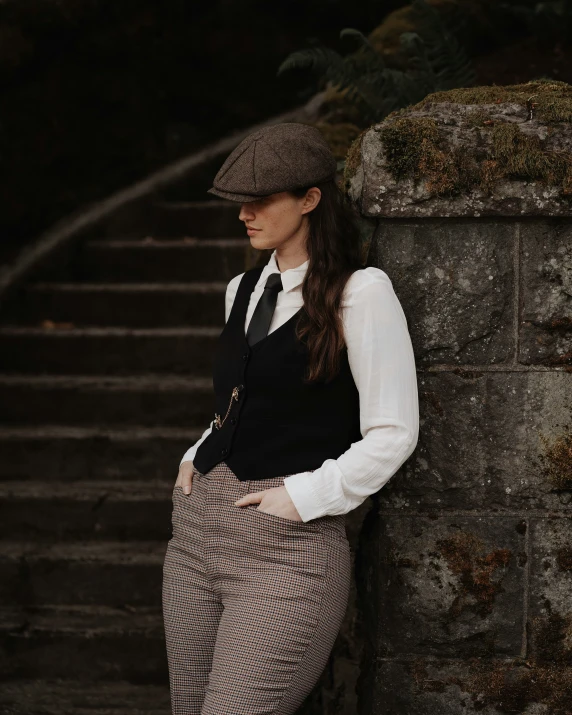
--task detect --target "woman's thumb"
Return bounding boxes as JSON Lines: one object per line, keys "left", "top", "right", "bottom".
{"left": 179, "top": 462, "right": 194, "bottom": 495}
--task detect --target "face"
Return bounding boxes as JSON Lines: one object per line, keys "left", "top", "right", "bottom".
{"left": 238, "top": 188, "right": 321, "bottom": 252}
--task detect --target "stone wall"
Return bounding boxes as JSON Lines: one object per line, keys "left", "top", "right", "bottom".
{"left": 349, "top": 82, "right": 572, "bottom": 714}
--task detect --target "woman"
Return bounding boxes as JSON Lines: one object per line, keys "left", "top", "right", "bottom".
{"left": 162, "top": 122, "right": 419, "bottom": 714}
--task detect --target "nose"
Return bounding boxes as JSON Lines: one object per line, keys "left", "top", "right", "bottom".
{"left": 239, "top": 204, "right": 255, "bottom": 222}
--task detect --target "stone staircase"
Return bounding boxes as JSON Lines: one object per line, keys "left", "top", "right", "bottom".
{"left": 0, "top": 199, "right": 253, "bottom": 713}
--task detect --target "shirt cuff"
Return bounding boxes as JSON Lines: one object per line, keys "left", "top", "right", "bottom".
{"left": 282, "top": 472, "right": 328, "bottom": 522}
{"left": 179, "top": 446, "right": 197, "bottom": 468}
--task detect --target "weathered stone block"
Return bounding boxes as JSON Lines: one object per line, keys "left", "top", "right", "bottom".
{"left": 370, "top": 221, "right": 515, "bottom": 365}
{"left": 347, "top": 81, "right": 572, "bottom": 219}
{"left": 529, "top": 517, "right": 572, "bottom": 664}
{"left": 353, "top": 78, "right": 572, "bottom": 715}
{"left": 380, "top": 370, "right": 572, "bottom": 510}
{"left": 361, "top": 658, "right": 572, "bottom": 714}
{"left": 519, "top": 221, "right": 572, "bottom": 366}
{"left": 365, "top": 515, "right": 524, "bottom": 658}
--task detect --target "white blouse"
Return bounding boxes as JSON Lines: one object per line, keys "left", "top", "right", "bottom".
{"left": 180, "top": 248, "right": 419, "bottom": 522}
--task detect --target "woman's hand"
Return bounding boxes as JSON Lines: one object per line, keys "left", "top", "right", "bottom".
{"left": 234, "top": 485, "right": 304, "bottom": 522}
{"left": 176, "top": 460, "right": 195, "bottom": 495}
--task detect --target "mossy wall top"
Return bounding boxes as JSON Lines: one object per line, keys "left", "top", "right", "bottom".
{"left": 345, "top": 79, "right": 572, "bottom": 217}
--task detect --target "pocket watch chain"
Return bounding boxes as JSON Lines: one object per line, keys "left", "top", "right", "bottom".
{"left": 214, "top": 386, "right": 241, "bottom": 430}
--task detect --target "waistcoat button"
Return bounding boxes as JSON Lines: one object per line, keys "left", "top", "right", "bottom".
{"left": 230, "top": 418, "right": 236, "bottom": 424}
{"left": 242, "top": 353, "right": 248, "bottom": 360}
{"left": 220, "top": 447, "right": 227, "bottom": 455}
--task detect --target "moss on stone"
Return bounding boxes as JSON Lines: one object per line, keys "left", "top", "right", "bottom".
{"left": 378, "top": 116, "right": 482, "bottom": 197}
{"left": 378, "top": 116, "right": 440, "bottom": 181}
{"left": 414, "top": 79, "right": 572, "bottom": 124}
{"left": 342, "top": 127, "right": 369, "bottom": 186}
{"left": 377, "top": 80, "right": 572, "bottom": 200}
{"left": 491, "top": 122, "right": 572, "bottom": 194}
{"left": 463, "top": 107, "right": 494, "bottom": 129}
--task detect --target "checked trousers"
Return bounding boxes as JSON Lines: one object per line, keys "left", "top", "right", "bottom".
{"left": 162, "top": 461, "right": 352, "bottom": 714}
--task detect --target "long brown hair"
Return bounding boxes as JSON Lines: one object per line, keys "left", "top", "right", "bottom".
{"left": 264, "top": 178, "right": 365, "bottom": 384}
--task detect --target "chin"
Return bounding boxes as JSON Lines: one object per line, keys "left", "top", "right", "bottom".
{"left": 250, "top": 236, "right": 269, "bottom": 247}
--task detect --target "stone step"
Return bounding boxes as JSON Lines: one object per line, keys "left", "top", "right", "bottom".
{"left": 0, "top": 374, "right": 214, "bottom": 427}
{"left": 101, "top": 199, "right": 242, "bottom": 239}
{"left": 0, "top": 425, "right": 202, "bottom": 481}
{"left": 0, "top": 541, "right": 167, "bottom": 607}
{"left": 0, "top": 605, "right": 167, "bottom": 682}
{"left": 15, "top": 281, "right": 227, "bottom": 327}
{"left": 0, "top": 679, "right": 170, "bottom": 715}
{"left": 0, "top": 480, "right": 175, "bottom": 541}
{"left": 0, "top": 326, "right": 219, "bottom": 374}
{"left": 79, "top": 237, "right": 251, "bottom": 282}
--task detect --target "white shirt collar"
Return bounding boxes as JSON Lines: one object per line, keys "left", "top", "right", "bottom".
{"left": 255, "top": 249, "right": 309, "bottom": 293}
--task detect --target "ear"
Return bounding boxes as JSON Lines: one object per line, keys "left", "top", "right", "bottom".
{"left": 302, "top": 186, "right": 321, "bottom": 214}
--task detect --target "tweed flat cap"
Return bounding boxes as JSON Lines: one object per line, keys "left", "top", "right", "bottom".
{"left": 207, "top": 122, "right": 338, "bottom": 202}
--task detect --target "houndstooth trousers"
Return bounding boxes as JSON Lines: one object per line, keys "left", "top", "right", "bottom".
{"left": 162, "top": 461, "right": 352, "bottom": 714}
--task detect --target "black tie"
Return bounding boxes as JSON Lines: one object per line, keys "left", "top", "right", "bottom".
{"left": 246, "top": 272, "right": 283, "bottom": 346}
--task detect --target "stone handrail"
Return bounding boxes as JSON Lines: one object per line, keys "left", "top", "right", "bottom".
{"left": 0, "top": 91, "right": 327, "bottom": 306}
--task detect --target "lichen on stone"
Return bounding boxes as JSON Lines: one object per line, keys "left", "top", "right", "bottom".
{"left": 412, "top": 656, "right": 572, "bottom": 714}
{"left": 539, "top": 429, "right": 572, "bottom": 491}
{"left": 436, "top": 531, "right": 511, "bottom": 617}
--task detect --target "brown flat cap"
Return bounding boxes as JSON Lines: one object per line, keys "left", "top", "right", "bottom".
{"left": 207, "top": 122, "right": 337, "bottom": 202}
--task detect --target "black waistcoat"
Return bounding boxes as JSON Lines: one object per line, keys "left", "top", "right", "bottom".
{"left": 192, "top": 265, "right": 362, "bottom": 480}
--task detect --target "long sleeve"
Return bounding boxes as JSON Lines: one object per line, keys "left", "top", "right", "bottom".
{"left": 282, "top": 269, "right": 419, "bottom": 522}
{"left": 179, "top": 272, "right": 244, "bottom": 468}
{"left": 179, "top": 419, "right": 215, "bottom": 467}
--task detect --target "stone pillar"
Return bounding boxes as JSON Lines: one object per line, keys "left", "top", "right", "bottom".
{"left": 346, "top": 80, "right": 572, "bottom": 714}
